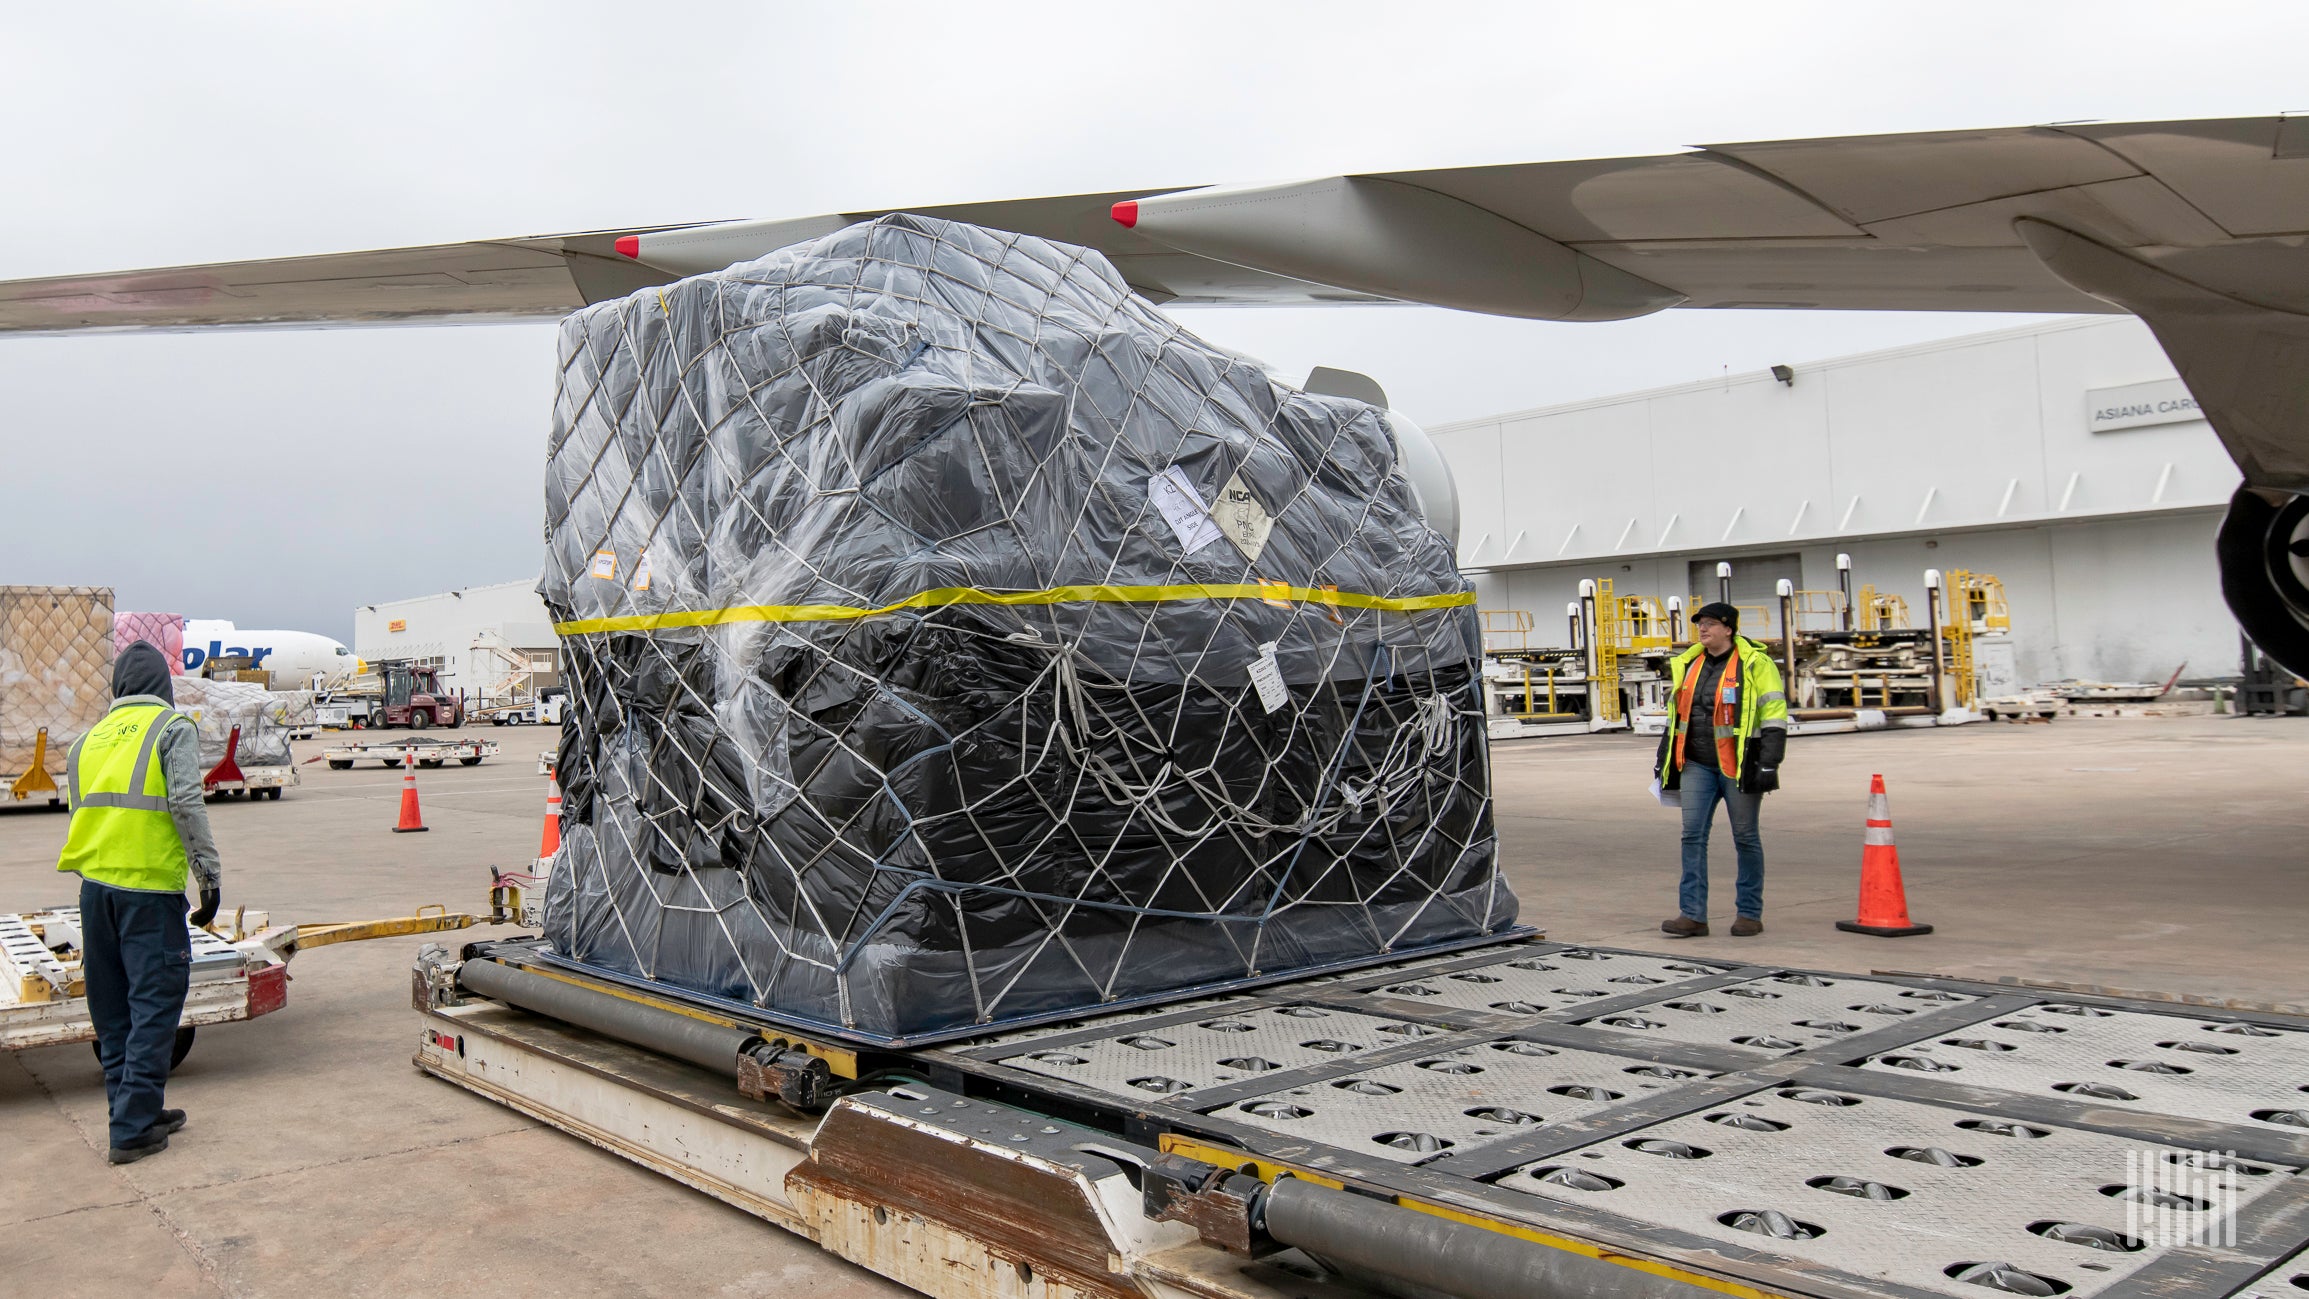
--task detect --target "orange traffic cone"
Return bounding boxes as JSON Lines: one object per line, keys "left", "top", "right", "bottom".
{"left": 1837, "top": 774, "right": 1929, "bottom": 936}
{"left": 392, "top": 754, "right": 429, "bottom": 833}
{"left": 538, "top": 767, "right": 562, "bottom": 860}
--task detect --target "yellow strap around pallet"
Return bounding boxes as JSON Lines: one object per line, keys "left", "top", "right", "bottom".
{"left": 553, "top": 583, "right": 1475, "bottom": 637}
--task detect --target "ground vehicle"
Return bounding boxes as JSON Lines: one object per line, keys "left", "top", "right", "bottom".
{"left": 321, "top": 737, "right": 498, "bottom": 770}
{"left": 366, "top": 661, "right": 463, "bottom": 729}
{"left": 199, "top": 724, "right": 298, "bottom": 801}
{"left": 4, "top": 905, "right": 479, "bottom": 1067}
{"left": 313, "top": 695, "right": 373, "bottom": 729}
{"left": 480, "top": 687, "right": 565, "bottom": 726}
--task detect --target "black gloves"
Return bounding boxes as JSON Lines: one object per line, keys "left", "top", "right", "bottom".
{"left": 189, "top": 884, "right": 221, "bottom": 928}
{"left": 1747, "top": 727, "right": 1787, "bottom": 794}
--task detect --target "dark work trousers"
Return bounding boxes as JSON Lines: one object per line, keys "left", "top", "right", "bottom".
{"left": 79, "top": 877, "right": 191, "bottom": 1149}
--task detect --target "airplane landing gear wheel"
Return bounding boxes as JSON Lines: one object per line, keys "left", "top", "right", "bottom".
{"left": 2218, "top": 486, "right": 2309, "bottom": 676}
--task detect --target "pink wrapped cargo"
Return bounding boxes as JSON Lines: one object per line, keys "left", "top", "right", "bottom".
{"left": 113, "top": 611, "right": 186, "bottom": 672}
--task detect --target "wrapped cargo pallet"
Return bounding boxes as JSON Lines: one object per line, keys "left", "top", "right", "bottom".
{"left": 114, "top": 611, "right": 187, "bottom": 673}
{"left": 2, "top": 586, "right": 115, "bottom": 797}
{"left": 172, "top": 677, "right": 313, "bottom": 769}
{"left": 541, "top": 215, "right": 1515, "bottom": 1042}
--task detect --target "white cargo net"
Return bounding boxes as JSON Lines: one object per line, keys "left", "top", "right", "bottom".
{"left": 538, "top": 215, "right": 1513, "bottom": 1041}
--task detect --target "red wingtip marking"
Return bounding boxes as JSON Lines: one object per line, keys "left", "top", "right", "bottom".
{"left": 613, "top": 235, "right": 640, "bottom": 259}
{"left": 1110, "top": 200, "right": 1138, "bottom": 229}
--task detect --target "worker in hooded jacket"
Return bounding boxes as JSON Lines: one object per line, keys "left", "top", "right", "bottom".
{"left": 55, "top": 641, "right": 223, "bottom": 1164}
{"left": 1654, "top": 602, "right": 1788, "bottom": 938}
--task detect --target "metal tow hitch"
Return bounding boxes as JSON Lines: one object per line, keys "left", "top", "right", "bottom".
{"left": 736, "top": 1039, "right": 833, "bottom": 1111}
{"left": 1141, "top": 1151, "right": 1272, "bottom": 1257}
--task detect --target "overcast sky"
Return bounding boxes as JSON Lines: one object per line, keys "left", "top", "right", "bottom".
{"left": 5, "top": 3, "right": 2303, "bottom": 641}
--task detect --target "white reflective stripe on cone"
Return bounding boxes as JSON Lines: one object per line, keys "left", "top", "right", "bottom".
{"left": 1867, "top": 793, "right": 1890, "bottom": 819}
{"left": 1864, "top": 827, "right": 1897, "bottom": 846}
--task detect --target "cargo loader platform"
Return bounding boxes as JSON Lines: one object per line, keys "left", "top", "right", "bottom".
{"left": 415, "top": 937, "right": 2309, "bottom": 1299}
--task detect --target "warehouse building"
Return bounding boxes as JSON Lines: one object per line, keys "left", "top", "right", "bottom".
{"left": 351, "top": 578, "right": 560, "bottom": 700}
{"left": 1430, "top": 316, "right": 2240, "bottom": 688}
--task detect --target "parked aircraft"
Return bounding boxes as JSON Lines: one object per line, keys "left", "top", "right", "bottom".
{"left": 183, "top": 620, "right": 360, "bottom": 691}
{"left": 6, "top": 115, "right": 2306, "bottom": 671}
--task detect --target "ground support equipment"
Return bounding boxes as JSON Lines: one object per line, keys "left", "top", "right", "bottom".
{"left": 200, "top": 725, "right": 299, "bottom": 802}
{"left": 319, "top": 737, "right": 499, "bottom": 770}
{"left": 5, "top": 727, "right": 64, "bottom": 807}
{"left": 416, "top": 936, "right": 2309, "bottom": 1299}
{"left": 3, "top": 906, "right": 482, "bottom": 1064}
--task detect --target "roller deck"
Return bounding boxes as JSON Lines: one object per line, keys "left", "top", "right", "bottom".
{"left": 415, "top": 937, "right": 2309, "bottom": 1299}
{"left": 3, "top": 908, "right": 287, "bottom": 1054}
{"left": 320, "top": 736, "right": 499, "bottom": 769}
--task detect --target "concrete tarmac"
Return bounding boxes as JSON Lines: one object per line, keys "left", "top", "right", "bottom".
{"left": 1, "top": 714, "right": 2301, "bottom": 1295}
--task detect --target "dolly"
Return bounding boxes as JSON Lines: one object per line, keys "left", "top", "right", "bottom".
{"left": 316, "top": 736, "right": 500, "bottom": 770}
{"left": 416, "top": 933, "right": 2309, "bottom": 1299}
{"left": 1, "top": 904, "right": 487, "bottom": 1068}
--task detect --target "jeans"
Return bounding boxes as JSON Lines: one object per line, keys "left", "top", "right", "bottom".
{"left": 79, "top": 878, "right": 191, "bottom": 1149}
{"left": 1677, "top": 763, "right": 1764, "bottom": 921}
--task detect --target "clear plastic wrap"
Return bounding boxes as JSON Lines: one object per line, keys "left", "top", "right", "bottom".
{"left": 113, "top": 612, "right": 186, "bottom": 674}
{"left": 1, "top": 586, "right": 114, "bottom": 778}
{"left": 539, "top": 215, "right": 1514, "bottom": 1041}
{"left": 172, "top": 677, "right": 312, "bottom": 768}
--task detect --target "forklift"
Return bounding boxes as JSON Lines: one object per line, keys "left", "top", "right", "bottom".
{"left": 366, "top": 660, "right": 465, "bottom": 730}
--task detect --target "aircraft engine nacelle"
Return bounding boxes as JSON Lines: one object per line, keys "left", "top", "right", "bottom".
{"left": 1385, "top": 409, "right": 1459, "bottom": 552}
{"left": 1300, "top": 366, "right": 1458, "bottom": 550}
{"left": 2218, "top": 487, "right": 2309, "bottom": 677}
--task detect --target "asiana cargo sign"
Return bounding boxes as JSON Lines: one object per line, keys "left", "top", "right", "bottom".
{"left": 2086, "top": 377, "right": 2201, "bottom": 433}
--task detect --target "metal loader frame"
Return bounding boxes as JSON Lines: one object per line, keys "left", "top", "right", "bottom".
{"left": 415, "top": 936, "right": 2309, "bottom": 1299}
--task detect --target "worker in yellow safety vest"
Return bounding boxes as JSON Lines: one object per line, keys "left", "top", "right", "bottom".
{"left": 56, "top": 641, "right": 223, "bottom": 1165}
{"left": 1652, "top": 602, "right": 1788, "bottom": 939}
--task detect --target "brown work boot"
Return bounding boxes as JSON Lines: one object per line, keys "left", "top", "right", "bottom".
{"left": 1731, "top": 916, "right": 1763, "bottom": 937}
{"left": 1660, "top": 916, "right": 1708, "bottom": 939}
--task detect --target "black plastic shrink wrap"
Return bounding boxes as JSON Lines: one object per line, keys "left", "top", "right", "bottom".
{"left": 540, "top": 215, "right": 1515, "bottom": 1040}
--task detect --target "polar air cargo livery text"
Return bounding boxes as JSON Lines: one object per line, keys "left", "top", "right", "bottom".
{"left": 8, "top": 116, "right": 2309, "bottom": 673}
{"left": 183, "top": 620, "right": 360, "bottom": 691}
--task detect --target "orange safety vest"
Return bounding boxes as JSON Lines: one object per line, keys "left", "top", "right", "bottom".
{"left": 1672, "top": 652, "right": 1743, "bottom": 777}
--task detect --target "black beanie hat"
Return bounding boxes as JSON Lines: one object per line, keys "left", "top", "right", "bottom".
{"left": 1692, "top": 601, "right": 1740, "bottom": 631}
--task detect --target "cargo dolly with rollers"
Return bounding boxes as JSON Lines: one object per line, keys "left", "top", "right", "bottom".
{"left": 199, "top": 723, "right": 298, "bottom": 801}
{"left": 318, "top": 736, "right": 499, "bottom": 770}
{"left": 2, "top": 905, "right": 488, "bottom": 1066}
{"left": 416, "top": 932, "right": 2309, "bottom": 1299}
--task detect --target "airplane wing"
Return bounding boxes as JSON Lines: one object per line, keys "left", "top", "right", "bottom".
{"left": 11, "top": 117, "right": 2305, "bottom": 333}
{"left": 10, "top": 115, "right": 2309, "bottom": 667}
{"left": 12, "top": 115, "right": 2304, "bottom": 483}
{"left": 0, "top": 195, "right": 1380, "bottom": 333}
{"left": 18, "top": 115, "right": 2309, "bottom": 334}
